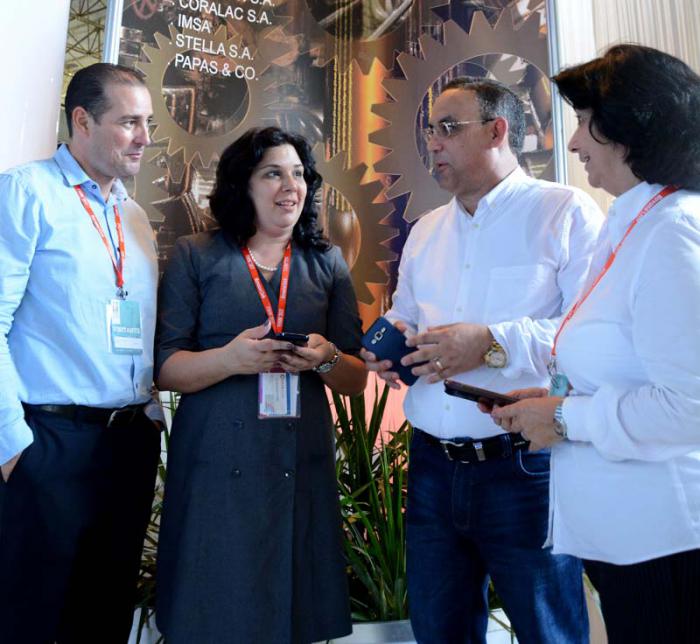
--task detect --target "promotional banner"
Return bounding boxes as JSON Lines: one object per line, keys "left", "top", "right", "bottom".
{"left": 119, "top": 0, "right": 553, "bottom": 322}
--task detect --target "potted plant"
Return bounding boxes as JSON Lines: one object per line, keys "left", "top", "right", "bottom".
{"left": 333, "top": 384, "right": 411, "bottom": 634}
{"left": 332, "top": 383, "right": 516, "bottom": 643}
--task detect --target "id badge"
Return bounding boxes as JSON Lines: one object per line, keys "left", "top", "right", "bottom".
{"left": 258, "top": 372, "right": 300, "bottom": 419}
{"left": 106, "top": 299, "right": 144, "bottom": 355}
{"left": 549, "top": 373, "right": 570, "bottom": 397}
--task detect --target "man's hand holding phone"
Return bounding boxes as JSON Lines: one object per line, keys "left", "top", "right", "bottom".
{"left": 359, "top": 320, "right": 409, "bottom": 389}
{"left": 403, "top": 323, "right": 493, "bottom": 383}
{"left": 360, "top": 317, "right": 426, "bottom": 387}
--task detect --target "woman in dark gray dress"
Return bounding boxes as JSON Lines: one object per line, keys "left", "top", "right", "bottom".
{"left": 155, "top": 127, "right": 367, "bottom": 643}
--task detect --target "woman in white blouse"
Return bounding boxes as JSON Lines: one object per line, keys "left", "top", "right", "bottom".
{"left": 490, "top": 44, "right": 700, "bottom": 643}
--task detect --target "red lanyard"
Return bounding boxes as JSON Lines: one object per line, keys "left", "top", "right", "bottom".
{"left": 552, "top": 185, "right": 678, "bottom": 360}
{"left": 74, "top": 186, "right": 126, "bottom": 295}
{"left": 241, "top": 242, "right": 292, "bottom": 334}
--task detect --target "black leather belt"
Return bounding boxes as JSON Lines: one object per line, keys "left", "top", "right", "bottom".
{"left": 416, "top": 428, "right": 529, "bottom": 464}
{"left": 23, "top": 403, "right": 146, "bottom": 427}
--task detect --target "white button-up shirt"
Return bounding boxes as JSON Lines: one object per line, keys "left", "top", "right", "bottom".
{"left": 555, "top": 181, "right": 700, "bottom": 564}
{"left": 386, "top": 167, "right": 603, "bottom": 439}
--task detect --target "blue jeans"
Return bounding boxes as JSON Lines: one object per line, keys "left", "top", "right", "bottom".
{"left": 407, "top": 430, "right": 587, "bottom": 644}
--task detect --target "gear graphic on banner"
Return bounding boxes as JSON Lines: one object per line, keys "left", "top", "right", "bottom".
{"left": 138, "top": 23, "right": 293, "bottom": 167}
{"left": 278, "top": 0, "right": 446, "bottom": 73}
{"left": 371, "top": 13, "right": 549, "bottom": 222}
{"left": 131, "top": 149, "right": 169, "bottom": 223}
{"left": 312, "top": 145, "right": 396, "bottom": 304}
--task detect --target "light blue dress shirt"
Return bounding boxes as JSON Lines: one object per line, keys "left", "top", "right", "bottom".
{"left": 0, "top": 144, "right": 158, "bottom": 464}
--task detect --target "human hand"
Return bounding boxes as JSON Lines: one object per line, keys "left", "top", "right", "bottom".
{"left": 277, "top": 333, "right": 335, "bottom": 372}
{"left": 225, "top": 320, "right": 296, "bottom": 374}
{"left": 1, "top": 451, "right": 23, "bottom": 483}
{"left": 359, "top": 320, "right": 409, "bottom": 390}
{"left": 403, "top": 323, "right": 493, "bottom": 383}
{"left": 491, "top": 396, "right": 563, "bottom": 451}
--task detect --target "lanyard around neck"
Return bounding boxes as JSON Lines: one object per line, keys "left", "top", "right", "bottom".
{"left": 74, "top": 185, "right": 126, "bottom": 297}
{"left": 552, "top": 185, "right": 678, "bottom": 360}
{"left": 241, "top": 242, "right": 292, "bottom": 334}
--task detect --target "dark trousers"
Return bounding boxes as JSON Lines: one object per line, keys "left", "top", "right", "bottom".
{"left": 0, "top": 405, "right": 160, "bottom": 644}
{"left": 406, "top": 429, "right": 588, "bottom": 644}
{"left": 585, "top": 548, "right": 700, "bottom": 644}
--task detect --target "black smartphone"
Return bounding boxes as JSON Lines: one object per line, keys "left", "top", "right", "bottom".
{"left": 272, "top": 332, "right": 309, "bottom": 347}
{"left": 443, "top": 379, "right": 518, "bottom": 411}
{"left": 361, "top": 316, "right": 425, "bottom": 386}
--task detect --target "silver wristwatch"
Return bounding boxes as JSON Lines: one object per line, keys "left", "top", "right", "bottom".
{"left": 313, "top": 342, "right": 340, "bottom": 374}
{"left": 553, "top": 402, "right": 568, "bottom": 439}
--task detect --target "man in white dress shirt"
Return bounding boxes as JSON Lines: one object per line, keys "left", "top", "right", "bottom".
{"left": 362, "top": 77, "right": 603, "bottom": 643}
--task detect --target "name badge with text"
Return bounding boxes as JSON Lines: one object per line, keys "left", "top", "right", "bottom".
{"left": 258, "top": 372, "right": 300, "bottom": 419}
{"left": 106, "top": 299, "right": 144, "bottom": 355}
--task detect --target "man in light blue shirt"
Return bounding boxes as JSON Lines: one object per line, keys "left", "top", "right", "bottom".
{"left": 0, "top": 63, "right": 160, "bottom": 643}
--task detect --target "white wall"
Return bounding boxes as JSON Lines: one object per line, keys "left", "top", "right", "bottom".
{"left": 554, "top": 0, "right": 700, "bottom": 214}
{"left": 0, "top": 2, "right": 71, "bottom": 172}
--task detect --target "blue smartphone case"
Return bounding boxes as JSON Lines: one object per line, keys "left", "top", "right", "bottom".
{"left": 361, "top": 317, "right": 423, "bottom": 386}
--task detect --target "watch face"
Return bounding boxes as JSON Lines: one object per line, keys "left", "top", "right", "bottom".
{"left": 486, "top": 349, "right": 507, "bottom": 368}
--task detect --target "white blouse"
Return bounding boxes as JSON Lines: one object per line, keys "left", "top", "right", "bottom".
{"left": 554, "top": 181, "right": 700, "bottom": 564}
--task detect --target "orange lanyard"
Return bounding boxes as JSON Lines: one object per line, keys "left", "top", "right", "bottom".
{"left": 552, "top": 185, "right": 678, "bottom": 361}
{"left": 74, "top": 186, "right": 126, "bottom": 297}
{"left": 241, "top": 243, "right": 292, "bottom": 334}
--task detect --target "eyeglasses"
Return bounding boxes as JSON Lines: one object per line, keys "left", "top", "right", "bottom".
{"left": 423, "top": 118, "right": 495, "bottom": 142}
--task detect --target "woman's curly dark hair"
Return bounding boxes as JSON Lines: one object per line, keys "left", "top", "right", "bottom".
{"left": 553, "top": 44, "right": 700, "bottom": 190}
{"left": 209, "top": 127, "right": 330, "bottom": 250}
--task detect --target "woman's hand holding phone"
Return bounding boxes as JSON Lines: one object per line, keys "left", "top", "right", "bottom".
{"left": 275, "top": 333, "right": 333, "bottom": 372}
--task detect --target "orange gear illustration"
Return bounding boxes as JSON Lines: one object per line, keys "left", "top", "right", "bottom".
{"left": 313, "top": 144, "right": 397, "bottom": 304}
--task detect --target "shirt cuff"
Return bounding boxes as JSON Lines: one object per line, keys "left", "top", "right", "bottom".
{"left": 562, "top": 395, "right": 593, "bottom": 443}
{"left": 144, "top": 399, "right": 167, "bottom": 426}
{"left": 487, "top": 323, "right": 521, "bottom": 380}
{"left": 0, "top": 417, "right": 34, "bottom": 465}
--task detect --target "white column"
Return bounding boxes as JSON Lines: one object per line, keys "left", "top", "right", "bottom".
{"left": 552, "top": 0, "right": 612, "bottom": 213}
{"left": 103, "top": 0, "right": 125, "bottom": 64}
{"left": 0, "top": 1, "right": 71, "bottom": 172}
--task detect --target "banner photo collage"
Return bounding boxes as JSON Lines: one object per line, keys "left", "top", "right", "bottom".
{"left": 121, "top": 0, "right": 553, "bottom": 323}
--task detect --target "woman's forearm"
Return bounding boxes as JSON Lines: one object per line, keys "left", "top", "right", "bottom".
{"left": 156, "top": 347, "right": 235, "bottom": 393}
{"left": 320, "top": 353, "right": 368, "bottom": 396}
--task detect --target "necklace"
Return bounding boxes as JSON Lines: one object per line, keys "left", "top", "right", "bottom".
{"left": 247, "top": 247, "right": 279, "bottom": 272}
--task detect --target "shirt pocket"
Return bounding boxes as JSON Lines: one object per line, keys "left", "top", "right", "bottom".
{"left": 484, "top": 264, "right": 554, "bottom": 323}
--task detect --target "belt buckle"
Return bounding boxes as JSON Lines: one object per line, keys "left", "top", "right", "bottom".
{"left": 440, "top": 439, "right": 471, "bottom": 464}
{"left": 107, "top": 407, "right": 137, "bottom": 427}
{"left": 440, "top": 439, "right": 456, "bottom": 461}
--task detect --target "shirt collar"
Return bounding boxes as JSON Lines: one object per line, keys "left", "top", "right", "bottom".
{"left": 454, "top": 166, "right": 528, "bottom": 218}
{"left": 606, "top": 181, "right": 664, "bottom": 244}
{"left": 53, "top": 143, "right": 129, "bottom": 203}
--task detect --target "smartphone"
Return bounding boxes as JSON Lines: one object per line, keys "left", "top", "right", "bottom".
{"left": 272, "top": 332, "right": 309, "bottom": 347}
{"left": 443, "top": 379, "right": 518, "bottom": 411}
{"left": 361, "top": 316, "right": 425, "bottom": 386}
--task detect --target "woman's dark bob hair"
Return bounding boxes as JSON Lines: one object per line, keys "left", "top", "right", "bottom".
{"left": 209, "top": 126, "right": 330, "bottom": 250}
{"left": 553, "top": 44, "right": 700, "bottom": 190}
